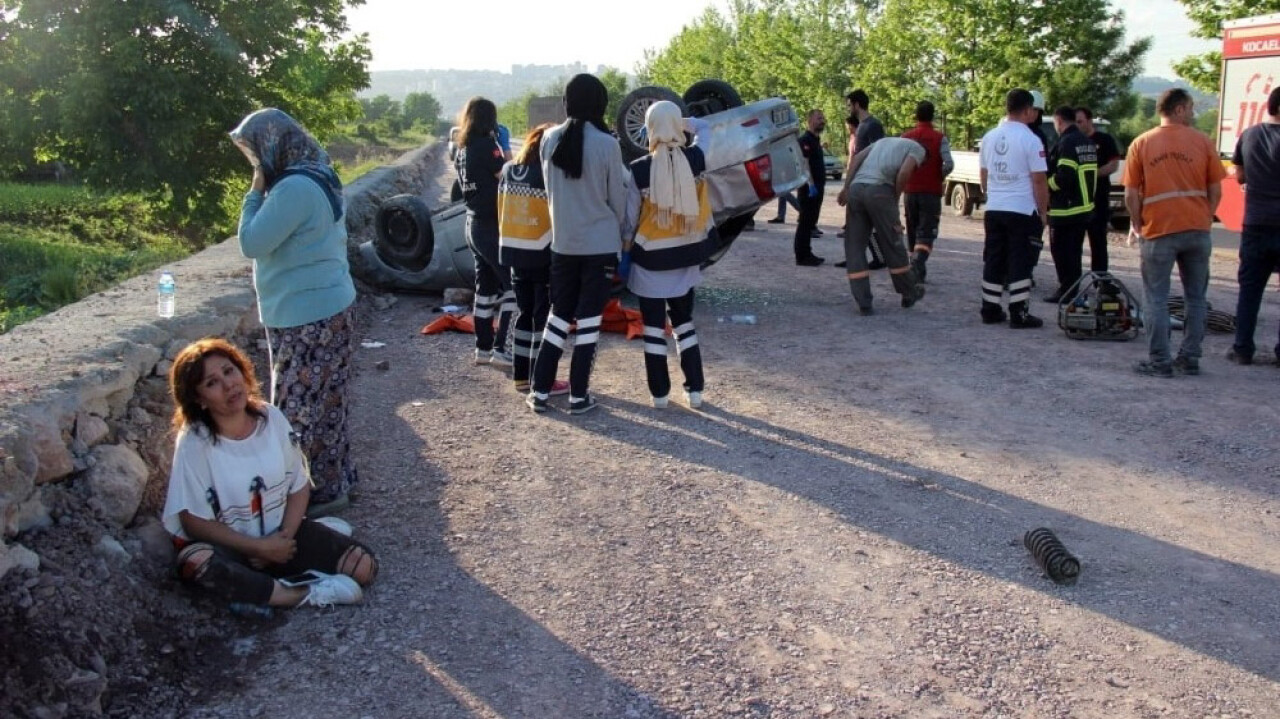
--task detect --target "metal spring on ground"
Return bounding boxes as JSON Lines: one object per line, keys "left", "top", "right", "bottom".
{"left": 1024, "top": 528, "right": 1082, "bottom": 585}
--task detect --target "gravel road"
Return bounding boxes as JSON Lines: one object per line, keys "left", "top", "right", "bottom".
{"left": 178, "top": 187, "right": 1280, "bottom": 718}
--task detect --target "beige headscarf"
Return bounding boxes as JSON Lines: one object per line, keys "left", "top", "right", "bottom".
{"left": 645, "top": 101, "right": 700, "bottom": 231}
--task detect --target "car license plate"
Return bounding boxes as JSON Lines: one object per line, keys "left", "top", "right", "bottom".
{"left": 771, "top": 107, "right": 791, "bottom": 126}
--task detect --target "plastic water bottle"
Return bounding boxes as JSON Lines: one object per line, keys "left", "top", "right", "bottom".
{"left": 228, "top": 602, "right": 274, "bottom": 619}
{"left": 157, "top": 271, "right": 175, "bottom": 318}
{"left": 719, "top": 314, "right": 757, "bottom": 325}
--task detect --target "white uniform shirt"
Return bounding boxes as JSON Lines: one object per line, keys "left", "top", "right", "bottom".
{"left": 979, "top": 120, "right": 1047, "bottom": 215}
{"left": 162, "top": 404, "right": 309, "bottom": 540}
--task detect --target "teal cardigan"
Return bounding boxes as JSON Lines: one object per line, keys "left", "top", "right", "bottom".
{"left": 237, "top": 175, "right": 356, "bottom": 328}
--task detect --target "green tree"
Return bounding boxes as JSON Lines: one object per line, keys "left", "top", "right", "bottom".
{"left": 1174, "top": 0, "right": 1280, "bottom": 93}
{"left": 598, "top": 66, "right": 631, "bottom": 128}
{"left": 361, "top": 94, "right": 397, "bottom": 123}
{"left": 859, "top": 0, "right": 1148, "bottom": 148}
{"left": 402, "top": 91, "right": 442, "bottom": 129}
{"left": 0, "top": 0, "right": 370, "bottom": 239}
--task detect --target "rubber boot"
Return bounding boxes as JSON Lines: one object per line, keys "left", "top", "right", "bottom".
{"left": 848, "top": 277, "right": 874, "bottom": 314}
{"left": 981, "top": 301, "right": 1007, "bottom": 325}
{"left": 890, "top": 267, "right": 925, "bottom": 308}
{"left": 911, "top": 250, "right": 929, "bottom": 283}
{"left": 1008, "top": 300, "right": 1044, "bottom": 329}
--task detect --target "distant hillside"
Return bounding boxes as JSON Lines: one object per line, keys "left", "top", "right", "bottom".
{"left": 1133, "top": 76, "right": 1217, "bottom": 107}
{"left": 365, "top": 64, "right": 606, "bottom": 118}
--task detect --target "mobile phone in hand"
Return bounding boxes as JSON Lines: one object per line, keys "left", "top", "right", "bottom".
{"left": 277, "top": 569, "right": 327, "bottom": 587}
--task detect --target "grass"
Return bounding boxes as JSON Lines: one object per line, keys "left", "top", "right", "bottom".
{"left": 0, "top": 182, "right": 191, "bottom": 333}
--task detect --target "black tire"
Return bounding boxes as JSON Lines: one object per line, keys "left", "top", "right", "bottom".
{"left": 374, "top": 194, "right": 435, "bottom": 273}
{"left": 1109, "top": 215, "right": 1131, "bottom": 232}
{"left": 831, "top": 172, "right": 842, "bottom": 181}
{"left": 949, "top": 183, "right": 974, "bottom": 217}
{"left": 615, "top": 86, "right": 687, "bottom": 163}
{"left": 682, "top": 79, "right": 744, "bottom": 118}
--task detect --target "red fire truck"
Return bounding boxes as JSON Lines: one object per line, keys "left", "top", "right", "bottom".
{"left": 1217, "top": 13, "right": 1280, "bottom": 231}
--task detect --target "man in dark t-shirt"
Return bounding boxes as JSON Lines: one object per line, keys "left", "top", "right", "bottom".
{"left": 1077, "top": 107, "right": 1121, "bottom": 272}
{"left": 844, "top": 89, "right": 887, "bottom": 269}
{"left": 794, "top": 109, "right": 828, "bottom": 266}
{"left": 1228, "top": 86, "right": 1280, "bottom": 365}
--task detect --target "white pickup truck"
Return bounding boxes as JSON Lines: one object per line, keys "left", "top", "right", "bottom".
{"left": 946, "top": 119, "right": 1130, "bottom": 231}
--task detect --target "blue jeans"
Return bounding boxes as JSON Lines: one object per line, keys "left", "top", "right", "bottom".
{"left": 1140, "top": 230, "right": 1211, "bottom": 364}
{"left": 1232, "top": 224, "right": 1280, "bottom": 358}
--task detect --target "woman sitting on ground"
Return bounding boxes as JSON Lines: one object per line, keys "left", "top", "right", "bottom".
{"left": 163, "top": 338, "right": 378, "bottom": 609}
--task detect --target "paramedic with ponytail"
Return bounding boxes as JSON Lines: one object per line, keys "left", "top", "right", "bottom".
{"left": 624, "top": 101, "right": 713, "bottom": 408}
{"left": 498, "top": 123, "right": 569, "bottom": 397}
{"left": 527, "top": 73, "right": 629, "bottom": 415}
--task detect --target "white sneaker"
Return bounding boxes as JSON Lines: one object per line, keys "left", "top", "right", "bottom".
{"left": 473, "top": 349, "right": 491, "bottom": 365}
{"left": 685, "top": 391, "right": 703, "bottom": 409}
{"left": 299, "top": 573, "right": 363, "bottom": 608}
{"left": 490, "top": 349, "right": 514, "bottom": 367}
{"left": 651, "top": 395, "right": 669, "bottom": 408}
{"left": 313, "top": 516, "right": 353, "bottom": 537}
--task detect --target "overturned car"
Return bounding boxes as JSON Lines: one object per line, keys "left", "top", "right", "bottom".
{"left": 359, "top": 81, "right": 808, "bottom": 292}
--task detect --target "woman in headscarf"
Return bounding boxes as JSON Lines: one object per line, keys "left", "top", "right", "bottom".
{"left": 455, "top": 97, "right": 515, "bottom": 367}
{"left": 230, "top": 108, "right": 357, "bottom": 517}
{"left": 526, "top": 73, "right": 630, "bottom": 415}
{"left": 623, "top": 100, "right": 715, "bottom": 409}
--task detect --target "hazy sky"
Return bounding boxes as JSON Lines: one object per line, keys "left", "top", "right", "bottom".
{"left": 347, "top": 0, "right": 1218, "bottom": 78}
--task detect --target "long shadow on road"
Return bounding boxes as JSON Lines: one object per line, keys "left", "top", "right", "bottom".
{"left": 576, "top": 395, "right": 1280, "bottom": 683}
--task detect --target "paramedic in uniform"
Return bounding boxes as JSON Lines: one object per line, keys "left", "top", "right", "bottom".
{"left": 979, "top": 89, "right": 1049, "bottom": 329}
{"left": 1124, "top": 88, "right": 1224, "bottom": 377}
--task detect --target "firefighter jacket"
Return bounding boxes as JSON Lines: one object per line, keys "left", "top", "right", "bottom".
{"left": 1047, "top": 125, "right": 1099, "bottom": 225}
{"left": 497, "top": 159, "right": 551, "bottom": 269}
{"left": 628, "top": 146, "right": 718, "bottom": 272}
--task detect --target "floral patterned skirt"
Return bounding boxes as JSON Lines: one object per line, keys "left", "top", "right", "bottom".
{"left": 266, "top": 306, "right": 358, "bottom": 504}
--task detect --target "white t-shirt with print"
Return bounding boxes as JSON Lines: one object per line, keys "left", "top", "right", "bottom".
{"left": 163, "top": 404, "right": 309, "bottom": 540}
{"left": 979, "top": 120, "right": 1047, "bottom": 215}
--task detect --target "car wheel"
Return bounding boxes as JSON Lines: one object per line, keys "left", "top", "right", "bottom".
{"left": 1109, "top": 215, "right": 1130, "bottom": 232}
{"left": 949, "top": 183, "right": 974, "bottom": 217}
{"left": 831, "top": 172, "right": 842, "bottom": 181}
{"left": 374, "top": 194, "right": 435, "bottom": 273}
{"left": 616, "top": 86, "right": 687, "bottom": 163}
{"left": 682, "top": 79, "right": 744, "bottom": 118}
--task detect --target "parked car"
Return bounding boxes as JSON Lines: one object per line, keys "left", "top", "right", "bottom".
{"left": 359, "top": 81, "right": 808, "bottom": 292}
{"left": 823, "top": 149, "right": 844, "bottom": 180}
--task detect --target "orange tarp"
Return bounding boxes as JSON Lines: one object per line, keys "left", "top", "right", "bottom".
{"left": 420, "top": 313, "right": 475, "bottom": 335}
{"left": 420, "top": 299, "right": 652, "bottom": 340}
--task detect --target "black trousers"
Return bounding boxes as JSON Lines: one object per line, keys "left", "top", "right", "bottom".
{"left": 174, "top": 519, "right": 372, "bottom": 605}
{"left": 905, "top": 193, "right": 942, "bottom": 252}
{"left": 511, "top": 265, "right": 551, "bottom": 384}
{"left": 466, "top": 215, "right": 512, "bottom": 353}
{"left": 793, "top": 186, "right": 823, "bottom": 260}
{"left": 982, "top": 210, "right": 1041, "bottom": 309}
{"left": 532, "top": 252, "right": 615, "bottom": 398}
{"left": 1049, "top": 221, "right": 1088, "bottom": 292}
{"left": 1086, "top": 205, "right": 1110, "bottom": 271}
{"left": 638, "top": 290, "right": 704, "bottom": 399}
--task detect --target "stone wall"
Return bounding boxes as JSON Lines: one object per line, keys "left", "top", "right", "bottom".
{"left": 0, "top": 143, "right": 441, "bottom": 580}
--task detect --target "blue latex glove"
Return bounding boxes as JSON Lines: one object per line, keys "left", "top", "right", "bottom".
{"left": 495, "top": 124, "right": 511, "bottom": 153}
{"left": 618, "top": 251, "right": 632, "bottom": 280}
{"left": 807, "top": 182, "right": 818, "bottom": 197}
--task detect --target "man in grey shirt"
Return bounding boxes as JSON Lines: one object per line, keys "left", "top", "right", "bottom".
{"left": 836, "top": 137, "right": 927, "bottom": 314}
{"left": 843, "top": 89, "right": 887, "bottom": 269}
{"left": 528, "top": 73, "right": 629, "bottom": 415}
